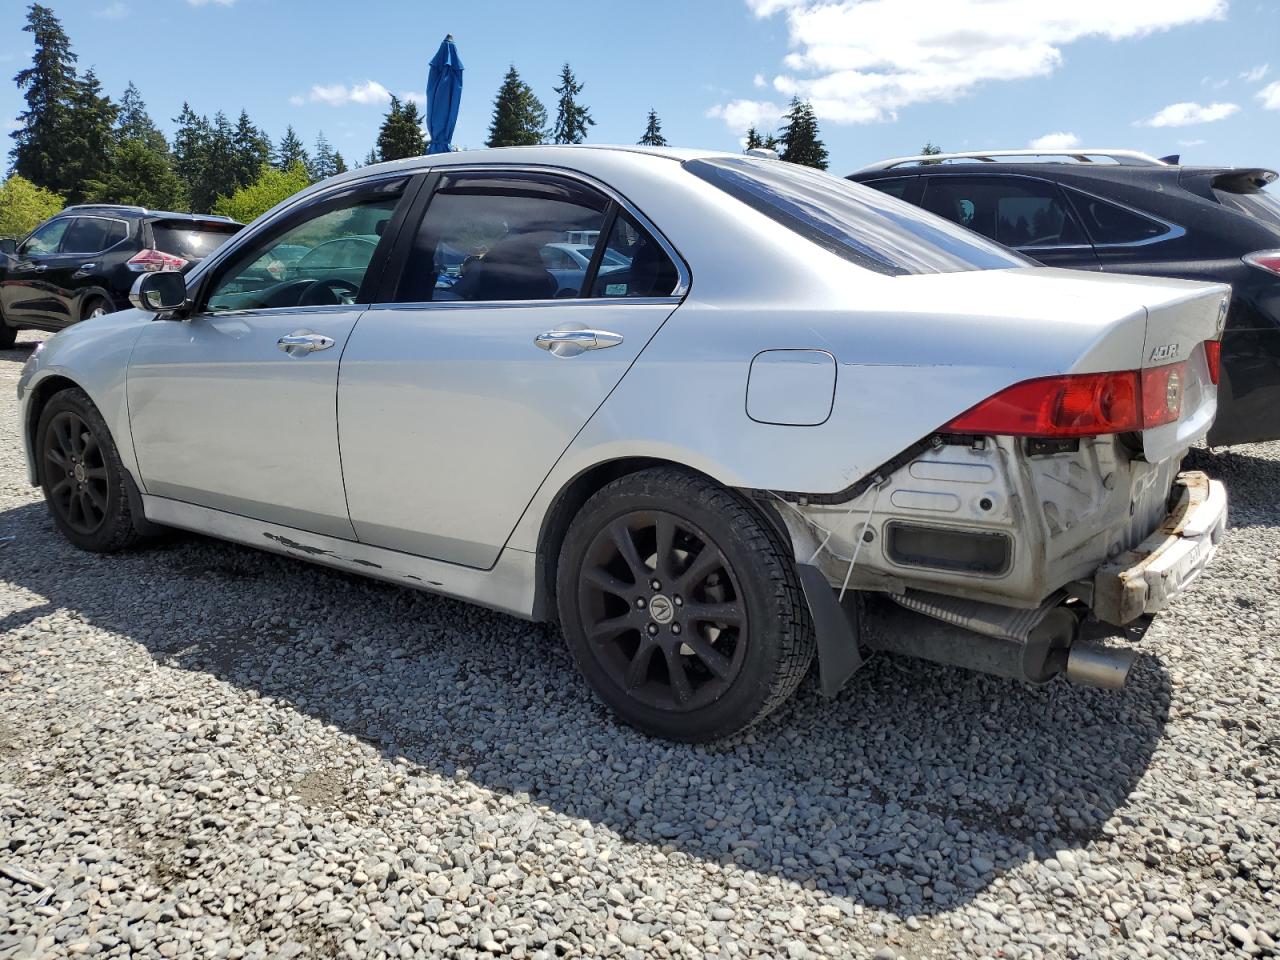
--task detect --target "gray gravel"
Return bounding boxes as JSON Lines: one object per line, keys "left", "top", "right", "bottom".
{"left": 0, "top": 330, "right": 1277, "bottom": 960}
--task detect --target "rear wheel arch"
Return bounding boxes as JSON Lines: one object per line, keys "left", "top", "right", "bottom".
{"left": 533, "top": 456, "right": 793, "bottom": 622}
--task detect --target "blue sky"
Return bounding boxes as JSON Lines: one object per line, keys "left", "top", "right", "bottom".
{"left": 2, "top": 0, "right": 1278, "bottom": 174}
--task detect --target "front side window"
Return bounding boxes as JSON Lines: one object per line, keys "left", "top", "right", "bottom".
{"left": 20, "top": 218, "right": 69, "bottom": 256}
{"left": 397, "top": 171, "right": 609, "bottom": 303}
{"left": 61, "top": 217, "right": 127, "bottom": 254}
{"left": 686, "top": 158, "right": 1027, "bottom": 276}
{"left": 1066, "top": 190, "right": 1173, "bottom": 245}
{"left": 922, "top": 177, "right": 1087, "bottom": 249}
{"left": 205, "top": 180, "right": 404, "bottom": 312}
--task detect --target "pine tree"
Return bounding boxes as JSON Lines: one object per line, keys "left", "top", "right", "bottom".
{"left": 171, "top": 104, "right": 208, "bottom": 209}
{"left": 376, "top": 96, "right": 425, "bottom": 161}
{"left": 83, "top": 138, "right": 184, "bottom": 210}
{"left": 10, "top": 4, "right": 81, "bottom": 195}
{"left": 744, "top": 127, "right": 763, "bottom": 150}
{"left": 195, "top": 111, "right": 240, "bottom": 213}
{"left": 276, "top": 124, "right": 309, "bottom": 172}
{"left": 232, "top": 110, "right": 270, "bottom": 190}
{"left": 116, "top": 81, "right": 167, "bottom": 153}
{"left": 920, "top": 141, "right": 943, "bottom": 156}
{"left": 60, "top": 68, "right": 117, "bottom": 204}
{"left": 552, "top": 63, "right": 594, "bottom": 145}
{"left": 310, "top": 132, "right": 343, "bottom": 180}
{"left": 637, "top": 109, "right": 667, "bottom": 147}
{"left": 363, "top": 148, "right": 379, "bottom": 167}
{"left": 777, "top": 97, "right": 828, "bottom": 170}
{"left": 485, "top": 66, "right": 546, "bottom": 148}
{"left": 331, "top": 150, "right": 348, "bottom": 175}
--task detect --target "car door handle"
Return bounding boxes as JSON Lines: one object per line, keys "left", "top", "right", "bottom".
{"left": 534, "top": 328, "right": 624, "bottom": 357}
{"left": 30, "top": 264, "right": 47, "bottom": 273}
{"left": 277, "top": 332, "right": 336, "bottom": 356}
{"left": 73, "top": 263, "right": 95, "bottom": 277}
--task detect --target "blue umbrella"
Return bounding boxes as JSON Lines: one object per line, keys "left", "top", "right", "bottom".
{"left": 426, "top": 34, "right": 463, "bottom": 155}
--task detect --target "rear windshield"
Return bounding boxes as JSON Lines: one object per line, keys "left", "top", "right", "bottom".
{"left": 151, "top": 221, "right": 240, "bottom": 261}
{"left": 683, "top": 157, "right": 1029, "bottom": 276}
{"left": 1215, "top": 186, "right": 1280, "bottom": 228}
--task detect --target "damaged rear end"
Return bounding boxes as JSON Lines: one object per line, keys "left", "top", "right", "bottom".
{"left": 782, "top": 270, "right": 1231, "bottom": 693}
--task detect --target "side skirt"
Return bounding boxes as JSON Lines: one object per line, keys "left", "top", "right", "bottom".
{"left": 141, "top": 495, "right": 538, "bottom": 619}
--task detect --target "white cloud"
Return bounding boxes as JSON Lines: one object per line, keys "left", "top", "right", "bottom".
{"left": 1029, "top": 131, "right": 1081, "bottom": 150}
{"left": 1200, "top": 75, "right": 1230, "bottom": 90}
{"left": 1258, "top": 81, "right": 1280, "bottom": 111}
{"left": 1240, "top": 63, "right": 1270, "bottom": 83}
{"left": 300, "top": 81, "right": 425, "bottom": 109}
{"left": 187, "top": 0, "right": 235, "bottom": 6}
{"left": 753, "top": 73, "right": 767, "bottom": 88}
{"left": 713, "top": 0, "right": 1227, "bottom": 129}
{"left": 1139, "top": 101, "right": 1239, "bottom": 126}
{"left": 1177, "top": 138, "right": 1206, "bottom": 146}
{"left": 706, "top": 99, "right": 784, "bottom": 132}
{"left": 95, "top": 2, "right": 128, "bottom": 18}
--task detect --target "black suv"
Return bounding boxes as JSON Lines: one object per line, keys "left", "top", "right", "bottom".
{"left": 848, "top": 150, "right": 1280, "bottom": 446}
{"left": 0, "top": 205, "right": 241, "bottom": 347}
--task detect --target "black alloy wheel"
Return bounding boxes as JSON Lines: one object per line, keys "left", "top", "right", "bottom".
{"left": 43, "top": 409, "right": 110, "bottom": 536}
{"left": 578, "top": 510, "right": 748, "bottom": 713}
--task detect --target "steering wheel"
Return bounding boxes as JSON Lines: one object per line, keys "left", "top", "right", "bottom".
{"left": 298, "top": 278, "right": 360, "bottom": 306}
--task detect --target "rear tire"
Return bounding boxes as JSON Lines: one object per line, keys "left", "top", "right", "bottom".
{"left": 81, "top": 296, "right": 110, "bottom": 321}
{"left": 36, "top": 388, "right": 141, "bottom": 553}
{"left": 556, "top": 467, "right": 815, "bottom": 742}
{"left": 0, "top": 320, "right": 17, "bottom": 348}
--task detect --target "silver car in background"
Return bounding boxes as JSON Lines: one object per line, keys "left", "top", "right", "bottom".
{"left": 17, "top": 146, "right": 1229, "bottom": 742}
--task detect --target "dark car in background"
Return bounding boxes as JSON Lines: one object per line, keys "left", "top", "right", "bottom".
{"left": 0, "top": 205, "right": 241, "bottom": 347}
{"left": 848, "top": 149, "right": 1280, "bottom": 446}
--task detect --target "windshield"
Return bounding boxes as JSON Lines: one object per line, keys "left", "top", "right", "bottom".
{"left": 684, "top": 157, "right": 1030, "bottom": 276}
{"left": 152, "top": 222, "right": 239, "bottom": 261}
{"left": 1215, "top": 185, "right": 1280, "bottom": 228}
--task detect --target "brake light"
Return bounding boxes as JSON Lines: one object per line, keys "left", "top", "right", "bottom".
{"left": 1203, "top": 340, "right": 1222, "bottom": 384}
{"left": 944, "top": 363, "right": 1191, "bottom": 437}
{"left": 127, "top": 249, "right": 187, "bottom": 273}
{"left": 1243, "top": 250, "right": 1280, "bottom": 276}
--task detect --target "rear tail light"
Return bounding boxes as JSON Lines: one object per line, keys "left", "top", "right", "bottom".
{"left": 1243, "top": 249, "right": 1280, "bottom": 276}
{"left": 1203, "top": 339, "right": 1222, "bottom": 384}
{"left": 944, "top": 364, "right": 1191, "bottom": 437}
{"left": 127, "top": 249, "right": 188, "bottom": 273}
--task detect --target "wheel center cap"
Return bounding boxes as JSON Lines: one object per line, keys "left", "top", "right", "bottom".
{"left": 73, "top": 463, "right": 86, "bottom": 483}
{"left": 649, "top": 594, "right": 675, "bottom": 625}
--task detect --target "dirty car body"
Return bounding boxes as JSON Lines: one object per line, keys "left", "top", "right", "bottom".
{"left": 17, "top": 146, "right": 1229, "bottom": 741}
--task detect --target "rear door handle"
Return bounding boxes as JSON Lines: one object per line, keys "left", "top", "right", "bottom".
{"left": 277, "top": 332, "right": 336, "bottom": 356}
{"left": 31, "top": 264, "right": 47, "bottom": 273}
{"left": 534, "top": 328, "right": 624, "bottom": 357}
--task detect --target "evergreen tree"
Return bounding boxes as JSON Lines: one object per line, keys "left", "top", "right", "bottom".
{"left": 552, "top": 63, "right": 594, "bottom": 145}
{"left": 376, "top": 96, "right": 425, "bottom": 161}
{"left": 363, "top": 148, "right": 379, "bottom": 167}
{"left": 276, "top": 124, "right": 309, "bottom": 172}
{"left": 10, "top": 4, "right": 81, "bottom": 195}
{"left": 192, "top": 111, "right": 239, "bottom": 213}
{"left": 777, "top": 97, "right": 828, "bottom": 170}
{"left": 116, "top": 81, "right": 167, "bottom": 153}
{"left": 310, "top": 132, "right": 345, "bottom": 180}
{"left": 920, "top": 141, "right": 943, "bottom": 156}
{"left": 637, "top": 109, "right": 667, "bottom": 147}
{"left": 171, "top": 102, "right": 210, "bottom": 210}
{"left": 83, "top": 139, "right": 184, "bottom": 210}
{"left": 745, "top": 127, "right": 763, "bottom": 150}
{"left": 232, "top": 110, "right": 270, "bottom": 189}
{"left": 485, "top": 66, "right": 546, "bottom": 147}
{"left": 60, "top": 68, "right": 117, "bottom": 204}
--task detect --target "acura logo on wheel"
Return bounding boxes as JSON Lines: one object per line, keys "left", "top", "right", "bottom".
{"left": 649, "top": 595, "right": 675, "bottom": 625}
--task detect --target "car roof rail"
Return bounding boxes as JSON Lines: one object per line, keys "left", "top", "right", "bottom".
{"left": 854, "top": 149, "right": 1171, "bottom": 173}
{"left": 61, "top": 203, "right": 150, "bottom": 214}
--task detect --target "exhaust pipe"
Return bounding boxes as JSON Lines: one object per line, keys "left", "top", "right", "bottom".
{"left": 859, "top": 591, "right": 1134, "bottom": 689}
{"left": 1065, "top": 642, "right": 1135, "bottom": 690}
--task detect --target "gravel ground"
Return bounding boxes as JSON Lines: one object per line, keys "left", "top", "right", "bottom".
{"left": 0, "top": 331, "right": 1277, "bottom": 960}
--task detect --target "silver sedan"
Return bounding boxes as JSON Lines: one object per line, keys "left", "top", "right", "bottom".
{"left": 17, "top": 146, "right": 1228, "bottom": 741}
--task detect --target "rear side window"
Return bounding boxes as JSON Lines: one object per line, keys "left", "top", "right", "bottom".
{"left": 1065, "top": 190, "right": 1173, "bottom": 245}
{"left": 1215, "top": 186, "right": 1280, "bottom": 228}
{"left": 862, "top": 177, "right": 914, "bottom": 200}
{"left": 151, "top": 221, "right": 239, "bottom": 261}
{"left": 61, "top": 217, "right": 127, "bottom": 254}
{"left": 397, "top": 171, "right": 610, "bottom": 302}
{"left": 588, "top": 211, "right": 679, "bottom": 298}
{"left": 685, "top": 158, "right": 1026, "bottom": 276}
{"left": 921, "top": 177, "right": 1086, "bottom": 249}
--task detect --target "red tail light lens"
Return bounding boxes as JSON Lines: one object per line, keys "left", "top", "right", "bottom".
{"left": 944, "top": 363, "right": 1192, "bottom": 437}
{"left": 127, "top": 249, "right": 188, "bottom": 273}
{"left": 1244, "top": 250, "right": 1280, "bottom": 276}
{"left": 1203, "top": 340, "right": 1222, "bottom": 384}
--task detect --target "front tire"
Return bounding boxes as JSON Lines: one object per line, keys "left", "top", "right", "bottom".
{"left": 557, "top": 467, "right": 815, "bottom": 742}
{"left": 36, "top": 388, "right": 141, "bottom": 552}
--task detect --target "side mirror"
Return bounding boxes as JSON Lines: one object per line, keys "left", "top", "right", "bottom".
{"left": 0, "top": 238, "right": 17, "bottom": 256}
{"left": 129, "top": 271, "right": 189, "bottom": 315}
